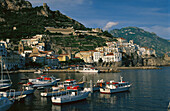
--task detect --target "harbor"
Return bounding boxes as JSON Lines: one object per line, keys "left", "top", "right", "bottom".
{"left": 1, "top": 67, "right": 168, "bottom": 111}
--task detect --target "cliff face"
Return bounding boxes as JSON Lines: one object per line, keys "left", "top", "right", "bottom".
{"left": 0, "top": 0, "right": 32, "bottom": 10}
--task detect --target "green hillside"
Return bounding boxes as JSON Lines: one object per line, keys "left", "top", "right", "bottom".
{"left": 110, "top": 27, "right": 170, "bottom": 56}
{"left": 0, "top": 0, "right": 86, "bottom": 42}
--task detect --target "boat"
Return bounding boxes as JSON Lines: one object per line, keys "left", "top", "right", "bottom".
{"left": 0, "top": 58, "right": 12, "bottom": 90}
{"left": 100, "top": 76, "right": 131, "bottom": 94}
{"left": 0, "top": 96, "right": 14, "bottom": 111}
{"left": 28, "top": 75, "right": 60, "bottom": 88}
{"left": 52, "top": 79, "right": 85, "bottom": 91}
{"left": 93, "top": 79, "right": 106, "bottom": 91}
{"left": 51, "top": 86, "right": 91, "bottom": 105}
{"left": 78, "top": 67, "right": 99, "bottom": 73}
{"left": 0, "top": 82, "right": 35, "bottom": 97}
{"left": 41, "top": 87, "right": 73, "bottom": 97}
{"left": 34, "top": 70, "right": 43, "bottom": 74}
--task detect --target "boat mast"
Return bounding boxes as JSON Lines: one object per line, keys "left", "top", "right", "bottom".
{"left": 1, "top": 57, "right": 3, "bottom": 80}
{"left": 120, "top": 76, "right": 123, "bottom": 83}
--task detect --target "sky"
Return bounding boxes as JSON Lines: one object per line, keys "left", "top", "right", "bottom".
{"left": 27, "top": 0, "right": 170, "bottom": 40}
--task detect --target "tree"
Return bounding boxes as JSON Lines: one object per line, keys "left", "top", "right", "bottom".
{"left": 103, "top": 31, "right": 113, "bottom": 37}
{"left": 58, "top": 49, "right": 62, "bottom": 54}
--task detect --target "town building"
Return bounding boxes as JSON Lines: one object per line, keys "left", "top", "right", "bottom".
{"left": 0, "top": 43, "right": 7, "bottom": 56}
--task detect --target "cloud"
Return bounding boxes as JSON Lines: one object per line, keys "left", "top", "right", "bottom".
{"left": 103, "top": 21, "right": 119, "bottom": 31}
{"left": 140, "top": 26, "right": 170, "bottom": 40}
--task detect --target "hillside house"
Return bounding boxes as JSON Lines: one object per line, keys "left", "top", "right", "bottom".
{"left": 75, "top": 50, "right": 94, "bottom": 63}
{"left": 57, "top": 54, "right": 70, "bottom": 62}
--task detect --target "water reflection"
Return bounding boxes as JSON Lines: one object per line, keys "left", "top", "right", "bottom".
{"left": 52, "top": 100, "right": 89, "bottom": 111}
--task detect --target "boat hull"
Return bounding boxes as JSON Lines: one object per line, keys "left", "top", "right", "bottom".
{"left": 0, "top": 83, "right": 12, "bottom": 91}
{"left": 41, "top": 90, "right": 72, "bottom": 97}
{"left": 79, "top": 70, "right": 98, "bottom": 73}
{"left": 29, "top": 79, "right": 60, "bottom": 88}
{"left": 51, "top": 91, "right": 90, "bottom": 105}
{"left": 100, "top": 87, "right": 130, "bottom": 94}
{"left": 0, "top": 89, "right": 35, "bottom": 97}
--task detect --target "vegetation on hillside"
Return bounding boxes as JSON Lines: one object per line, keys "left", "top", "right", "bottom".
{"left": 0, "top": 6, "right": 86, "bottom": 42}
{"left": 110, "top": 27, "right": 170, "bottom": 56}
{"left": 51, "top": 35, "right": 111, "bottom": 52}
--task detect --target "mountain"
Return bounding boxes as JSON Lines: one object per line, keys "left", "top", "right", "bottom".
{"left": 0, "top": 0, "right": 86, "bottom": 42}
{"left": 110, "top": 27, "right": 170, "bottom": 56}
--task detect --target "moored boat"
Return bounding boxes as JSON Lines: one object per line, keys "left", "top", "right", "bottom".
{"left": 51, "top": 87, "right": 91, "bottom": 105}
{"left": 0, "top": 83, "right": 35, "bottom": 97}
{"left": 100, "top": 76, "right": 131, "bottom": 94}
{"left": 78, "top": 67, "right": 99, "bottom": 73}
{"left": 52, "top": 79, "right": 84, "bottom": 91}
{"left": 28, "top": 75, "right": 60, "bottom": 88}
{"left": 34, "top": 70, "right": 43, "bottom": 74}
{"left": 93, "top": 79, "right": 106, "bottom": 91}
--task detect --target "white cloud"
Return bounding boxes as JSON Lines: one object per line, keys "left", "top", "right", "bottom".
{"left": 103, "top": 21, "right": 119, "bottom": 31}
{"left": 140, "top": 26, "right": 170, "bottom": 40}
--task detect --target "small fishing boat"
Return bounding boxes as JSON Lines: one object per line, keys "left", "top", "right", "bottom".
{"left": 34, "top": 70, "right": 43, "bottom": 74}
{"left": 0, "top": 96, "right": 14, "bottom": 111}
{"left": 41, "top": 87, "right": 73, "bottom": 97}
{"left": 28, "top": 75, "right": 60, "bottom": 88}
{"left": 100, "top": 76, "right": 131, "bottom": 94}
{"left": 0, "top": 82, "right": 35, "bottom": 97}
{"left": 52, "top": 79, "right": 84, "bottom": 91}
{"left": 78, "top": 67, "right": 99, "bottom": 73}
{"left": 51, "top": 86, "right": 91, "bottom": 105}
{"left": 93, "top": 79, "right": 106, "bottom": 91}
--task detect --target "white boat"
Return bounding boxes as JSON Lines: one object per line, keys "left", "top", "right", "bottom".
{"left": 41, "top": 88, "right": 73, "bottom": 97}
{"left": 0, "top": 83, "right": 35, "bottom": 97}
{"left": 100, "top": 76, "right": 131, "bottom": 94}
{"left": 78, "top": 67, "right": 99, "bottom": 73}
{"left": 0, "top": 59, "right": 12, "bottom": 90}
{"left": 52, "top": 79, "right": 85, "bottom": 91}
{"left": 0, "top": 96, "right": 14, "bottom": 111}
{"left": 28, "top": 75, "right": 60, "bottom": 88}
{"left": 51, "top": 87, "right": 91, "bottom": 105}
{"left": 93, "top": 79, "right": 106, "bottom": 91}
{"left": 34, "top": 70, "right": 43, "bottom": 74}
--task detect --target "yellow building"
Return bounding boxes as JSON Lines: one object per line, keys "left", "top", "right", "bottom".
{"left": 75, "top": 50, "right": 94, "bottom": 63}
{"left": 57, "top": 54, "right": 70, "bottom": 62}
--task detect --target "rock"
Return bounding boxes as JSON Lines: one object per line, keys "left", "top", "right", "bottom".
{"left": 0, "top": 0, "right": 32, "bottom": 11}
{"left": 37, "top": 3, "right": 50, "bottom": 17}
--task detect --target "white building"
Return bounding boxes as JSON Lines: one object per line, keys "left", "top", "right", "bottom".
{"left": 103, "top": 53, "right": 115, "bottom": 62}
{"left": 103, "top": 52, "right": 122, "bottom": 62}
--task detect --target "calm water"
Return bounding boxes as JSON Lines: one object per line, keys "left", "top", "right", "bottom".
{"left": 6, "top": 67, "right": 170, "bottom": 111}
